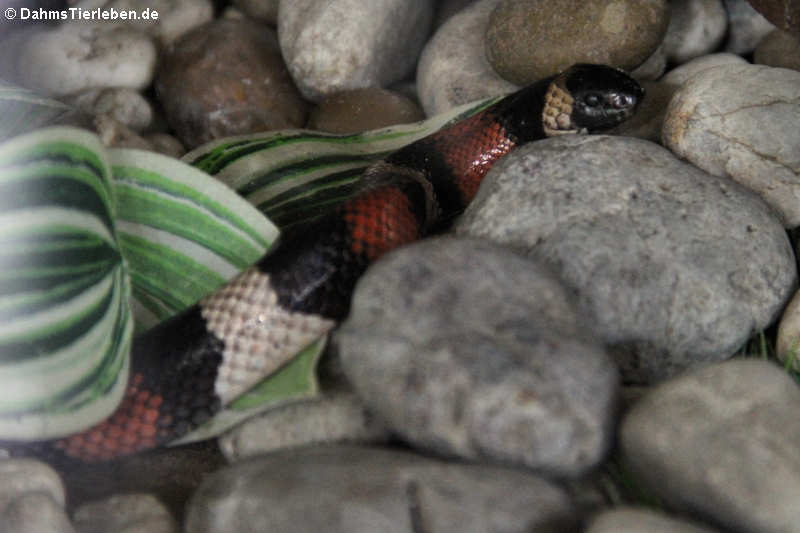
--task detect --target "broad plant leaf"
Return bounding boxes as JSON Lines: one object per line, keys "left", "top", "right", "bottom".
{"left": 184, "top": 96, "right": 503, "bottom": 229}
{"left": 109, "top": 148, "right": 278, "bottom": 330}
{"left": 0, "top": 127, "right": 132, "bottom": 439}
{"left": 0, "top": 125, "right": 295, "bottom": 442}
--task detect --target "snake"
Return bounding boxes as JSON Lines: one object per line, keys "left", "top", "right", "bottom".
{"left": 5, "top": 64, "right": 643, "bottom": 464}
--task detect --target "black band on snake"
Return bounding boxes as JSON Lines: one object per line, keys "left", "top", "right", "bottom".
{"left": 6, "top": 64, "right": 643, "bottom": 463}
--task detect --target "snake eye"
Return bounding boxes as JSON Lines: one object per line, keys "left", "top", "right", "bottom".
{"left": 612, "top": 93, "right": 635, "bottom": 109}
{"left": 583, "top": 93, "right": 602, "bottom": 107}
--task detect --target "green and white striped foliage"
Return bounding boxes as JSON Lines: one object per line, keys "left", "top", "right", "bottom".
{"left": 0, "top": 126, "right": 281, "bottom": 441}
{"left": 0, "top": 128, "right": 132, "bottom": 439}
{"left": 184, "top": 96, "right": 503, "bottom": 228}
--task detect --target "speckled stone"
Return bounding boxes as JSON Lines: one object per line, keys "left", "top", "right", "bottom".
{"left": 621, "top": 359, "right": 800, "bottom": 533}
{"left": 456, "top": 136, "right": 796, "bottom": 383}
{"left": 417, "top": 0, "right": 518, "bottom": 115}
{"left": 663, "top": 63, "right": 800, "bottom": 226}
{"left": 185, "top": 445, "right": 579, "bottom": 533}
{"left": 278, "top": 0, "right": 434, "bottom": 102}
{"left": 337, "top": 237, "right": 617, "bottom": 477}
{"left": 485, "top": 0, "right": 669, "bottom": 84}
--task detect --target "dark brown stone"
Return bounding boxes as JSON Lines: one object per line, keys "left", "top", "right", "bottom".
{"left": 485, "top": 0, "right": 669, "bottom": 85}
{"left": 156, "top": 18, "right": 309, "bottom": 149}
{"left": 306, "top": 88, "right": 425, "bottom": 134}
{"left": 754, "top": 28, "right": 800, "bottom": 70}
{"left": 747, "top": 0, "right": 800, "bottom": 36}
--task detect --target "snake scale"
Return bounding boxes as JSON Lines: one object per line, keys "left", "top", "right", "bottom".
{"left": 5, "top": 64, "right": 643, "bottom": 464}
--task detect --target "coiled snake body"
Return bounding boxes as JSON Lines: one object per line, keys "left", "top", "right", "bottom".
{"left": 7, "top": 64, "right": 643, "bottom": 463}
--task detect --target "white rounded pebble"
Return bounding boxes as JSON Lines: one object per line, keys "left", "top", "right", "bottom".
{"left": 17, "top": 24, "right": 157, "bottom": 97}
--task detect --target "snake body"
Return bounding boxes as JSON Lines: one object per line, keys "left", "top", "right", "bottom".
{"left": 8, "top": 64, "right": 643, "bottom": 463}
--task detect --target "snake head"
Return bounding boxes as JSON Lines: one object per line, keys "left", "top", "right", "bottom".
{"left": 543, "top": 64, "right": 644, "bottom": 136}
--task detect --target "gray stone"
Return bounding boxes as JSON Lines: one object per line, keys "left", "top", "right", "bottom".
{"left": 631, "top": 43, "right": 667, "bottom": 81}
{"left": 278, "top": 0, "right": 434, "bottom": 102}
{"left": 456, "top": 136, "right": 796, "bottom": 383}
{"left": 185, "top": 445, "right": 578, "bottom": 533}
{"left": 218, "top": 384, "right": 391, "bottom": 462}
{"left": 663, "top": 63, "right": 800, "bottom": 227}
{"left": 723, "top": 0, "right": 776, "bottom": 54}
{"left": 660, "top": 53, "right": 748, "bottom": 86}
{"left": 485, "top": 0, "right": 669, "bottom": 84}
{"left": 337, "top": 237, "right": 617, "bottom": 477}
{"left": 73, "top": 493, "right": 177, "bottom": 533}
{"left": 663, "top": 0, "right": 728, "bottom": 64}
{"left": 1, "top": 492, "right": 76, "bottom": 533}
{"left": 754, "top": 29, "right": 800, "bottom": 71}
{"left": 16, "top": 24, "right": 157, "bottom": 97}
{"left": 416, "top": 0, "right": 518, "bottom": 116}
{"left": 70, "top": 0, "right": 213, "bottom": 46}
{"left": 65, "top": 88, "right": 153, "bottom": 133}
{"left": 0, "top": 458, "right": 65, "bottom": 511}
{"left": 585, "top": 507, "right": 721, "bottom": 533}
{"left": 620, "top": 359, "right": 800, "bottom": 533}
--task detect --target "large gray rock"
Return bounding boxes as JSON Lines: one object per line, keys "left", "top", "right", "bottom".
{"left": 662, "top": 0, "right": 728, "bottom": 63}
{"left": 185, "top": 445, "right": 578, "bottom": 533}
{"left": 585, "top": 507, "right": 721, "bottom": 533}
{"left": 620, "top": 359, "right": 800, "bottom": 533}
{"left": 663, "top": 63, "right": 800, "bottom": 227}
{"left": 337, "top": 237, "right": 617, "bottom": 477}
{"left": 416, "top": 0, "right": 518, "bottom": 116}
{"left": 456, "top": 135, "right": 796, "bottom": 383}
{"left": 278, "top": 0, "right": 434, "bottom": 102}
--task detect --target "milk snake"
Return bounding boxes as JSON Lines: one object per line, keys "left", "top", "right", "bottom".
{"left": 5, "top": 64, "right": 643, "bottom": 463}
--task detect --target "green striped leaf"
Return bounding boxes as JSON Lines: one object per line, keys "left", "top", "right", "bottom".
{"left": 109, "top": 148, "right": 279, "bottom": 330}
{"left": 184, "top": 96, "right": 503, "bottom": 228}
{"left": 0, "top": 127, "right": 132, "bottom": 440}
